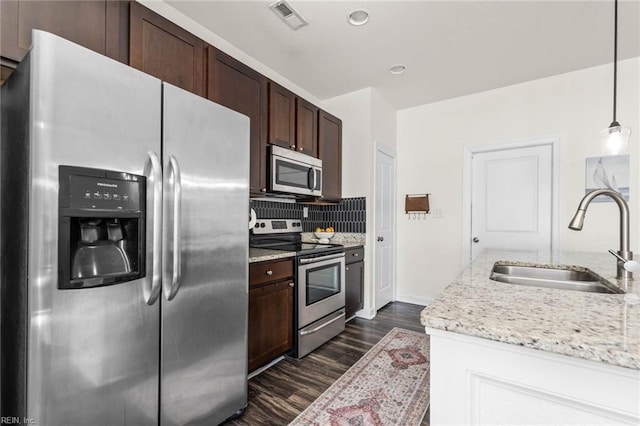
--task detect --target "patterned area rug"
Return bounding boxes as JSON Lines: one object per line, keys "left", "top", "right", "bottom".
{"left": 289, "top": 327, "right": 430, "bottom": 426}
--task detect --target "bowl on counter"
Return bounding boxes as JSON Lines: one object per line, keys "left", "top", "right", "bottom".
{"left": 314, "top": 231, "right": 335, "bottom": 243}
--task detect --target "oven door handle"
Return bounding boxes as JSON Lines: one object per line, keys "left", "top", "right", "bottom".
{"left": 300, "top": 312, "right": 346, "bottom": 336}
{"left": 299, "top": 252, "right": 345, "bottom": 264}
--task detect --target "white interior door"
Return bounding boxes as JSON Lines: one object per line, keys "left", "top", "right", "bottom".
{"left": 375, "top": 147, "right": 396, "bottom": 310}
{"left": 471, "top": 145, "right": 553, "bottom": 261}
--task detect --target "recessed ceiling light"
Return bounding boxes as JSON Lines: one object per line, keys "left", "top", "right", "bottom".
{"left": 389, "top": 65, "right": 406, "bottom": 75}
{"left": 348, "top": 10, "right": 369, "bottom": 26}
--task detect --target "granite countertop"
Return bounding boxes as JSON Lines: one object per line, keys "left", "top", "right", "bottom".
{"left": 249, "top": 248, "right": 296, "bottom": 263}
{"left": 420, "top": 250, "right": 640, "bottom": 370}
{"left": 301, "top": 232, "right": 366, "bottom": 247}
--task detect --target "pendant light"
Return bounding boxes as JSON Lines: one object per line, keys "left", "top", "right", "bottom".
{"left": 600, "top": 0, "right": 631, "bottom": 155}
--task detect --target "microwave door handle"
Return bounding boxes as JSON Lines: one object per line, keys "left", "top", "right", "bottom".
{"left": 312, "top": 168, "right": 317, "bottom": 191}
{"left": 307, "top": 168, "right": 314, "bottom": 190}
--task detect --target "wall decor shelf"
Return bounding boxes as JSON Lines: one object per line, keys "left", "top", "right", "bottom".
{"left": 405, "top": 194, "right": 430, "bottom": 219}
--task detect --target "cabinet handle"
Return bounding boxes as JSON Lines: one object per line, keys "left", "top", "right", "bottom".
{"left": 298, "top": 147, "right": 303, "bottom": 152}
{"left": 266, "top": 270, "right": 273, "bottom": 276}
{"left": 290, "top": 145, "right": 296, "bottom": 149}
{"left": 261, "top": 188, "right": 267, "bottom": 193}
{"left": 345, "top": 267, "right": 349, "bottom": 271}
{"left": 289, "top": 282, "right": 294, "bottom": 287}
{"left": 353, "top": 253, "right": 359, "bottom": 257}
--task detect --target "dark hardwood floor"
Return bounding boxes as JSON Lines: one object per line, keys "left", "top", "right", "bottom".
{"left": 228, "top": 302, "right": 430, "bottom": 426}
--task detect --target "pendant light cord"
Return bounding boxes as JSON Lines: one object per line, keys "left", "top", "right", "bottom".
{"left": 612, "top": 0, "right": 618, "bottom": 124}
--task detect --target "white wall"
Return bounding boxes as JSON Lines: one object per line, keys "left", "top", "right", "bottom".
{"left": 324, "top": 87, "right": 397, "bottom": 317}
{"left": 397, "top": 58, "right": 640, "bottom": 303}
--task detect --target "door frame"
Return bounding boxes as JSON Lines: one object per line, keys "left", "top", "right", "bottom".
{"left": 373, "top": 143, "right": 397, "bottom": 311}
{"left": 462, "top": 136, "right": 560, "bottom": 268}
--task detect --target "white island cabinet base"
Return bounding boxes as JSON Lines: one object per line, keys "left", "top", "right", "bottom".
{"left": 426, "top": 328, "right": 640, "bottom": 425}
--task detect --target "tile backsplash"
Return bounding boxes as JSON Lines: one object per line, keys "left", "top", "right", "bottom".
{"left": 251, "top": 197, "right": 366, "bottom": 233}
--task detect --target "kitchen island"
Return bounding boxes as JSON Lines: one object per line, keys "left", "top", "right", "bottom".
{"left": 421, "top": 250, "right": 640, "bottom": 425}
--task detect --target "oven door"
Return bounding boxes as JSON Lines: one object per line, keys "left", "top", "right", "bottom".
{"left": 298, "top": 253, "right": 345, "bottom": 328}
{"left": 271, "top": 154, "right": 322, "bottom": 196}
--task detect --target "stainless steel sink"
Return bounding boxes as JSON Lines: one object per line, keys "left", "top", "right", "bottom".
{"left": 490, "top": 264, "right": 624, "bottom": 294}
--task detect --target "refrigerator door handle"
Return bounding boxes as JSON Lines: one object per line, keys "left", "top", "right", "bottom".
{"left": 144, "top": 151, "right": 163, "bottom": 305}
{"left": 164, "top": 155, "right": 183, "bottom": 301}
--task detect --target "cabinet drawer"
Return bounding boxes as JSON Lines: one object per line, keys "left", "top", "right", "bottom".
{"left": 249, "top": 258, "right": 294, "bottom": 287}
{"left": 345, "top": 247, "right": 364, "bottom": 264}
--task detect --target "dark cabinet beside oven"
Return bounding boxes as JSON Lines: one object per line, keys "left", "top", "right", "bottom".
{"left": 345, "top": 246, "right": 364, "bottom": 319}
{"left": 248, "top": 258, "right": 294, "bottom": 372}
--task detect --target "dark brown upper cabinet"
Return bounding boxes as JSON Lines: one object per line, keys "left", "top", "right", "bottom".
{"left": 296, "top": 98, "right": 318, "bottom": 157}
{"left": 269, "top": 81, "right": 320, "bottom": 158}
{"left": 129, "top": 2, "right": 205, "bottom": 96}
{"left": 1, "top": 0, "right": 129, "bottom": 66}
{"left": 207, "top": 47, "right": 268, "bottom": 194}
{"left": 318, "top": 110, "right": 342, "bottom": 202}
{"left": 268, "top": 81, "right": 296, "bottom": 150}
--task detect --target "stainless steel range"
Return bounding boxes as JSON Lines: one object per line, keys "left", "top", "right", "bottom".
{"left": 251, "top": 219, "right": 346, "bottom": 358}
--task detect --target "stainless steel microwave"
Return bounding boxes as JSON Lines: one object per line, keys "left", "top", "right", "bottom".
{"left": 270, "top": 145, "right": 322, "bottom": 196}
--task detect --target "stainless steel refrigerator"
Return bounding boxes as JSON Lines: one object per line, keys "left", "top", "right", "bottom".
{"left": 0, "top": 31, "right": 250, "bottom": 425}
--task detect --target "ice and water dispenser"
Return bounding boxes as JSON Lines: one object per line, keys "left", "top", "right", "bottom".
{"left": 58, "top": 166, "right": 146, "bottom": 289}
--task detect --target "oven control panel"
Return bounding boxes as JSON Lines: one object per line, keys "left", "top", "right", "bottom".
{"left": 252, "top": 219, "right": 302, "bottom": 234}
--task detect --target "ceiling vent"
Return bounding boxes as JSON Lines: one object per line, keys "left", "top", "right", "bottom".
{"left": 269, "top": 0, "right": 308, "bottom": 31}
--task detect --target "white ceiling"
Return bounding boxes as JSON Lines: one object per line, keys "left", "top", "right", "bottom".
{"left": 166, "top": 0, "right": 640, "bottom": 110}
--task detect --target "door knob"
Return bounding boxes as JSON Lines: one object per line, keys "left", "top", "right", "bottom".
{"left": 473, "top": 237, "right": 480, "bottom": 243}
{"left": 377, "top": 236, "right": 384, "bottom": 242}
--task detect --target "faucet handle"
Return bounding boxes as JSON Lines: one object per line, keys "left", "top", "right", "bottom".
{"left": 608, "top": 249, "right": 640, "bottom": 273}
{"left": 623, "top": 261, "right": 640, "bottom": 273}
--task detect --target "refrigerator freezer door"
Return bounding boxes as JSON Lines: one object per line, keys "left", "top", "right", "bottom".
{"left": 6, "top": 32, "right": 162, "bottom": 425}
{"left": 161, "top": 83, "right": 250, "bottom": 425}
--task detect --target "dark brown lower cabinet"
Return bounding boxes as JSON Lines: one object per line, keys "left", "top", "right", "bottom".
{"left": 345, "top": 247, "right": 364, "bottom": 319}
{"left": 248, "top": 258, "right": 294, "bottom": 372}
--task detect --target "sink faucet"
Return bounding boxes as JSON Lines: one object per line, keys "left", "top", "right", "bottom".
{"left": 568, "top": 188, "right": 633, "bottom": 280}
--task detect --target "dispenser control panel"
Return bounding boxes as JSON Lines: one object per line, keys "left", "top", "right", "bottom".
{"left": 69, "top": 174, "right": 142, "bottom": 211}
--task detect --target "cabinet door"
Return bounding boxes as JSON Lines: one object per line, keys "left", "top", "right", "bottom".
{"left": 268, "top": 82, "right": 296, "bottom": 150}
{"left": 208, "top": 48, "right": 268, "bottom": 193}
{"left": 1, "top": 0, "right": 128, "bottom": 64}
{"left": 295, "top": 98, "right": 318, "bottom": 157}
{"left": 318, "top": 109, "right": 342, "bottom": 202}
{"left": 345, "top": 260, "right": 364, "bottom": 319}
{"left": 129, "top": 2, "right": 205, "bottom": 96}
{"left": 248, "top": 280, "right": 294, "bottom": 371}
